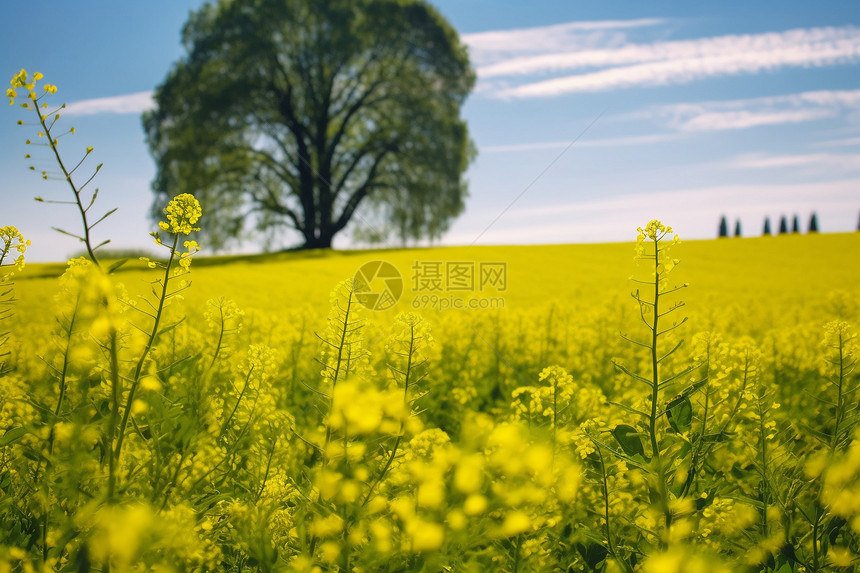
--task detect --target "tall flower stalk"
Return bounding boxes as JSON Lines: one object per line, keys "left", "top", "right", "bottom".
{"left": 9, "top": 69, "right": 110, "bottom": 268}
{"left": 109, "top": 194, "right": 202, "bottom": 497}
{"left": 608, "top": 220, "right": 697, "bottom": 553}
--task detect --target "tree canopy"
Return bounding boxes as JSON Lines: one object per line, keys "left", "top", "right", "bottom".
{"left": 144, "top": 0, "right": 475, "bottom": 250}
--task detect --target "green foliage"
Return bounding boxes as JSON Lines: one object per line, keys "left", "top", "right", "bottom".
{"left": 143, "top": 0, "right": 475, "bottom": 250}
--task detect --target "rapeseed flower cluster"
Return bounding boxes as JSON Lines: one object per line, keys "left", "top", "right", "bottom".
{"left": 159, "top": 192, "right": 203, "bottom": 235}
{"left": 0, "top": 226, "right": 29, "bottom": 279}
{"left": 8, "top": 69, "right": 55, "bottom": 106}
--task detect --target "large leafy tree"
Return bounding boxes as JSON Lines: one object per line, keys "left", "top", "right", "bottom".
{"left": 144, "top": 0, "right": 474, "bottom": 250}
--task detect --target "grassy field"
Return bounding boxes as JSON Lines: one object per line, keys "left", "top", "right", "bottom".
{"left": 3, "top": 229, "right": 860, "bottom": 572}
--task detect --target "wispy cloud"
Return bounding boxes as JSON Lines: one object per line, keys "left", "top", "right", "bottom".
{"left": 480, "top": 133, "right": 682, "bottom": 153}
{"left": 472, "top": 25, "right": 860, "bottom": 98}
{"left": 64, "top": 91, "right": 155, "bottom": 116}
{"left": 639, "top": 89, "right": 860, "bottom": 132}
{"left": 813, "top": 136, "right": 860, "bottom": 148}
{"left": 463, "top": 18, "right": 664, "bottom": 66}
{"left": 669, "top": 109, "right": 836, "bottom": 131}
{"left": 728, "top": 151, "right": 860, "bottom": 172}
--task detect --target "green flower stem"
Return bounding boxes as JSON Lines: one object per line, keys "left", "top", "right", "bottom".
{"left": 33, "top": 102, "right": 101, "bottom": 269}
{"left": 756, "top": 384, "right": 770, "bottom": 538}
{"left": 597, "top": 446, "right": 617, "bottom": 563}
{"left": 209, "top": 305, "right": 227, "bottom": 371}
{"left": 648, "top": 236, "right": 674, "bottom": 545}
{"left": 48, "top": 294, "right": 82, "bottom": 457}
{"left": 106, "top": 329, "right": 121, "bottom": 499}
{"left": 321, "top": 286, "right": 356, "bottom": 467}
{"left": 649, "top": 238, "right": 661, "bottom": 459}
{"left": 829, "top": 330, "right": 846, "bottom": 452}
{"left": 109, "top": 233, "right": 179, "bottom": 498}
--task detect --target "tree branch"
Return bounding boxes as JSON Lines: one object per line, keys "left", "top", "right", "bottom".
{"left": 332, "top": 148, "right": 394, "bottom": 233}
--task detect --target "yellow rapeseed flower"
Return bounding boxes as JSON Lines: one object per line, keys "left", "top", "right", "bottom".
{"left": 161, "top": 193, "right": 202, "bottom": 235}
{"left": 463, "top": 494, "right": 487, "bottom": 516}
{"left": 406, "top": 519, "right": 444, "bottom": 552}
{"left": 0, "top": 226, "right": 29, "bottom": 278}
{"left": 500, "top": 510, "right": 531, "bottom": 537}
{"left": 11, "top": 69, "right": 27, "bottom": 88}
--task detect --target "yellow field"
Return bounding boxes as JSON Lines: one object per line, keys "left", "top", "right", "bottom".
{"left": 3, "top": 228, "right": 860, "bottom": 572}
{"left": 16, "top": 231, "right": 860, "bottom": 330}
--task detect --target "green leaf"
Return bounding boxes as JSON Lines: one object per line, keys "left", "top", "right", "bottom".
{"left": 701, "top": 432, "right": 730, "bottom": 443}
{"left": 648, "top": 485, "right": 661, "bottom": 506}
{"left": 666, "top": 395, "right": 693, "bottom": 434}
{"left": 575, "top": 542, "right": 608, "bottom": 570}
{"left": 827, "top": 516, "right": 847, "bottom": 544}
{"left": 611, "top": 361, "right": 652, "bottom": 386}
{"left": 730, "top": 462, "right": 755, "bottom": 480}
{"left": 611, "top": 424, "right": 645, "bottom": 458}
{"left": 90, "top": 207, "right": 118, "bottom": 229}
{"left": 74, "top": 544, "right": 92, "bottom": 573}
{"left": 108, "top": 258, "right": 128, "bottom": 274}
{"left": 0, "top": 427, "right": 28, "bottom": 447}
{"left": 194, "top": 492, "right": 235, "bottom": 512}
{"left": 51, "top": 227, "right": 85, "bottom": 241}
{"left": 157, "top": 317, "right": 187, "bottom": 337}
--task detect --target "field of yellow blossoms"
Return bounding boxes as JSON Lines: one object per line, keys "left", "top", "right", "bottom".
{"left": 3, "top": 69, "right": 860, "bottom": 573}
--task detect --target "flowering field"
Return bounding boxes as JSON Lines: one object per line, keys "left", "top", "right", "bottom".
{"left": 3, "top": 70, "right": 860, "bottom": 573}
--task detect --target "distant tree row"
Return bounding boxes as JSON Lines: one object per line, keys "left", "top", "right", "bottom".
{"left": 718, "top": 213, "right": 822, "bottom": 238}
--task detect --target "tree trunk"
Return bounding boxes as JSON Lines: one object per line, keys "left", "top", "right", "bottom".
{"left": 301, "top": 231, "right": 333, "bottom": 250}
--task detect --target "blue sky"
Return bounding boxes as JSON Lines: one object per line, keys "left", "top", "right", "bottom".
{"left": 2, "top": 0, "right": 859, "bottom": 262}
